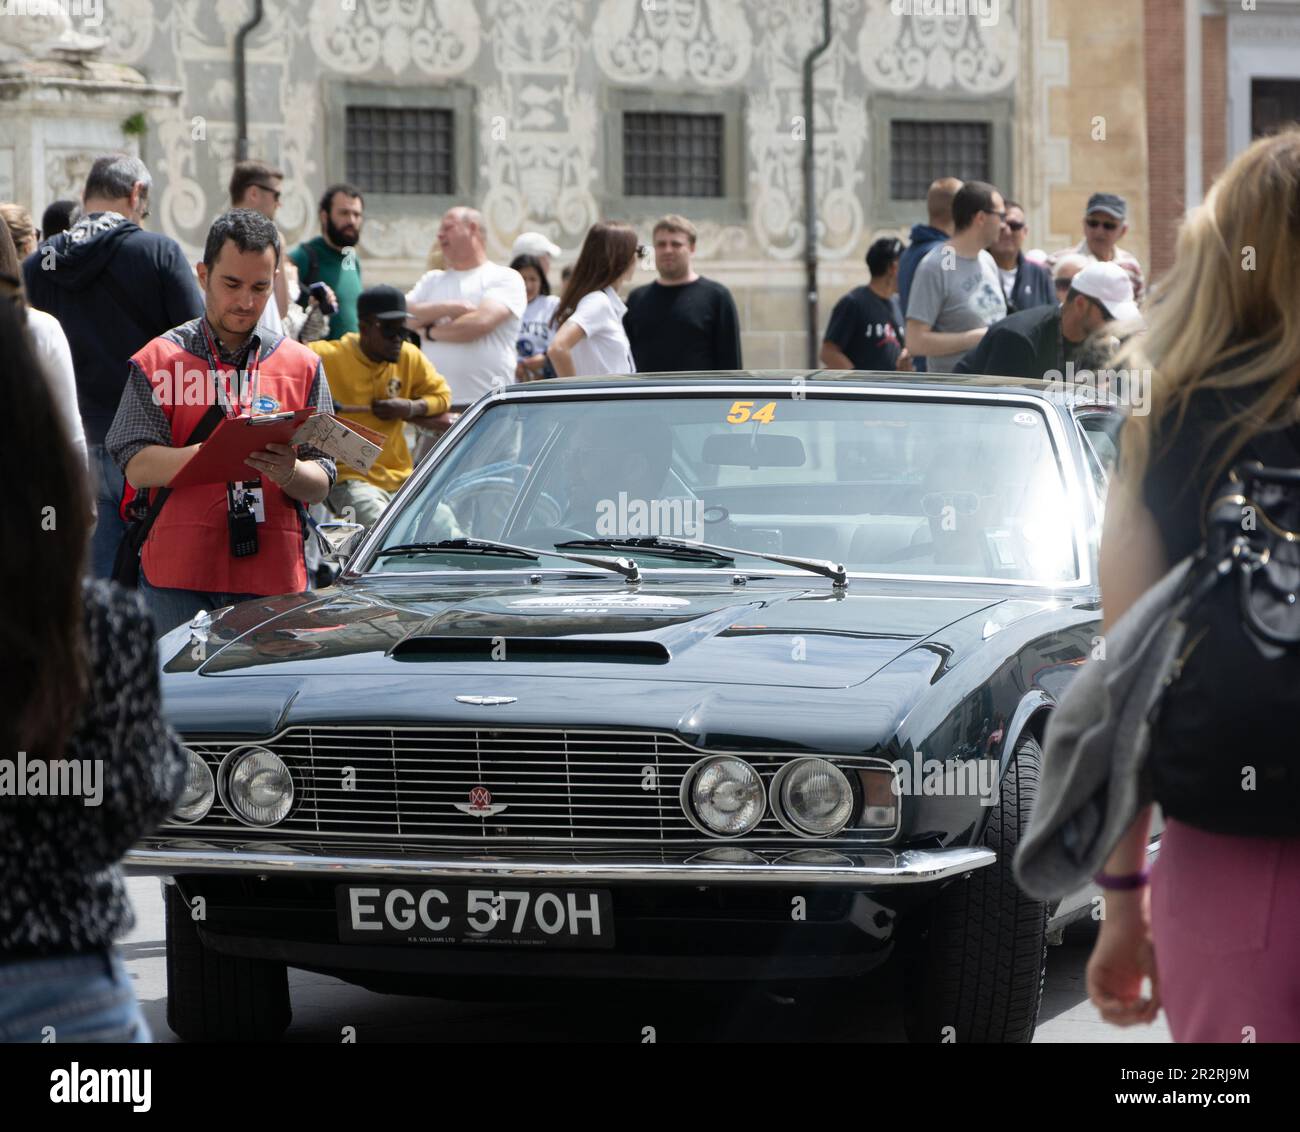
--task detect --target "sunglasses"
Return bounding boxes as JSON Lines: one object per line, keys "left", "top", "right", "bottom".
{"left": 366, "top": 320, "right": 407, "bottom": 339}
{"left": 252, "top": 183, "right": 282, "bottom": 202}
{"left": 1088, "top": 296, "right": 1115, "bottom": 321}
{"left": 1085, "top": 217, "right": 1120, "bottom": 231}
{"left": 1005, "top": 219, "right": 1025, "bottom": 232}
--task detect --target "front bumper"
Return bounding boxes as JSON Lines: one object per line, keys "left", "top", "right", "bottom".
{"left": 126, "top": 838, "right": 995, "bottom": 887}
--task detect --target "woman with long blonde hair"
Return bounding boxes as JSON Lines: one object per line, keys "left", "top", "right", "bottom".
{"left": 1087, "top": 128, "right": 1300, "bottom": 1042}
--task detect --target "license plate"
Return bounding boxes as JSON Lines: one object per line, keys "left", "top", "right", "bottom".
{"left": 336, "top": 885, "right": 614, "bottom": 949}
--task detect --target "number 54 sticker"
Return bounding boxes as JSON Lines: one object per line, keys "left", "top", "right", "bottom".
{"left": 727, "top": 400, "right": 777, "bottom": 424}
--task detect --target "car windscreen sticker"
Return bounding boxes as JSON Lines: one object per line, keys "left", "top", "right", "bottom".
{"left": 1012, "top": 411, "right": 1039, "bottom": 427}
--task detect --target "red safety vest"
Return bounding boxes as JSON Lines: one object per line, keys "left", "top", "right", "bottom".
{"left": 133, "top": 323, "right": 322, "bottom": 596}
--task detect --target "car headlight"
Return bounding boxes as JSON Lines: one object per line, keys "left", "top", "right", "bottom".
{"left": 773, "top": 758, "right": 854, "bottom": 837}
{"left": 172, "top": 748, "right": 215, "bottom": 824}
{"left": 219, "top": 747, "right": 294, "bottom": 827}
{"left": 683, "top": 757, "right": 765, "bottom": 837}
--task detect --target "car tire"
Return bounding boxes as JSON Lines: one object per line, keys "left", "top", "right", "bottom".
{"left": 901, "top": 734, "right": 1049, "bottom": 1044}
{"left": 164, "top": 883, "right": 292, "bottom": 1042}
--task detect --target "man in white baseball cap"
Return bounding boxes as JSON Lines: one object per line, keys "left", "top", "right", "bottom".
{"left": 1069, "top": 260, "right": 1141, "bottom": 324}
{"left": 955, "top": 260, "right": 1140, "bottom": 380}
{"left": 510, "top": 231, "right": 562, "bottom": 279}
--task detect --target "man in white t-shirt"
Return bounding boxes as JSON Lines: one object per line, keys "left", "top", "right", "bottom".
{"left": 406, "top": 207, "right": 526, "bottom": 409}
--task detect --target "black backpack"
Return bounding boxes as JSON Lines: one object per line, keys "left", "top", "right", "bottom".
{"left": 1149, "top": 428, "right": 1300, "bottom": 835}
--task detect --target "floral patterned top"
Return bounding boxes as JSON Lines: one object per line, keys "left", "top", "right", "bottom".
{"left": 0, "top": 581, "right": 185, "bottom": 955}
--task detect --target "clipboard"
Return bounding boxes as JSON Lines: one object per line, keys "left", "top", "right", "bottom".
{"left": 168, "top": 409, "right": 317, "bottom": 489}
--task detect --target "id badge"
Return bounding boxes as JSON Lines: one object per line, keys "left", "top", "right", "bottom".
{"left": 231, "top": 478, "right": 266, "bottom": 522}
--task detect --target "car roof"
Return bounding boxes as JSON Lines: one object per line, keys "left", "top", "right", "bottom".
{"left": 495, "top": 370, "right": 1119, "bottom": 410}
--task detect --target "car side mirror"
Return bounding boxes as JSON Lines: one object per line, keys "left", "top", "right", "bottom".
{"left": 315, "top": 520, "right": 366, "bottom": 562}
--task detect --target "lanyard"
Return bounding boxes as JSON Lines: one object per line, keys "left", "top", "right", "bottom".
{"left": 200, "top": 319, "right": 263, "bottom": 418}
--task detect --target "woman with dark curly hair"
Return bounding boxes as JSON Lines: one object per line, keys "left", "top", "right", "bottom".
{"left": 0, "top": 285, "right": 186, "bottom": 1042}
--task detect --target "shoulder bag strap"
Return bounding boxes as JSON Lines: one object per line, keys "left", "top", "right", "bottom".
{"left": 133, "top": 400, "right": 228, "bottom": 541}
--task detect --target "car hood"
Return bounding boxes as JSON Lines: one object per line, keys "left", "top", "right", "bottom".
{"left": 168, "top": 579, "right": 1005, "bottom": 691}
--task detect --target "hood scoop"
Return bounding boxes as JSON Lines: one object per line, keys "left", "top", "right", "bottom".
{"left": 389, "top": 635, "right": 671, "bottom": 665}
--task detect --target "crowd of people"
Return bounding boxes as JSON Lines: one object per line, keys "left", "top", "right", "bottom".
{"left": 7, "top": 132, "right": 1300, "bottom": 1045}
{"left": 0, "top": 153, "right": 1146, "bottom": 633}
{"left": 821, "top": 178, "right": 1144, "bottom": 380}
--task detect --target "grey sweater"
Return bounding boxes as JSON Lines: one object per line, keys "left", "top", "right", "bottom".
{"left": 1014, "top": 559, "right": 1192, "bottom": 900}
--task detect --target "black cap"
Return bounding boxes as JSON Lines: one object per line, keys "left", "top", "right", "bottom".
{"left": 356, "top": 284, "right": 408, "bottom": 321}
{"left": 1085, "top": 192, "right": 1127, "bottom": 221}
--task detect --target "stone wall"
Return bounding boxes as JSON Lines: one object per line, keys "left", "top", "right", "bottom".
{"left": 3, "top": 0, "right": 1154, "bottom": 367}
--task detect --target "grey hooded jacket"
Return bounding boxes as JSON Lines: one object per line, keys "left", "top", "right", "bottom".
{"left": 1014, "top": 558, "right": 1193, "bottom": 900}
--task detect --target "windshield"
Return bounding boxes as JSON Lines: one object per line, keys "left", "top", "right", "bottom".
{"left": 370, "top": 395, "right": 1080, "bottom": 583}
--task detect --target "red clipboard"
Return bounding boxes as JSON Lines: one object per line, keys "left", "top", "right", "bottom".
{"left": 167, "top": 409, "right": 317, "bottom": 489}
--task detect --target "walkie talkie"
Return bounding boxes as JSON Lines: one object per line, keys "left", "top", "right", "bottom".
{"left": 227, "top": 483, "right": 260, "bottom": 557}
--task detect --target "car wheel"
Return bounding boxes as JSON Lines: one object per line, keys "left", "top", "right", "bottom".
{"left": 164, "top": 883, "right": 291, "bottom": 1042}
{"left": 901, "top": 734, "right": 1049, "bottom": 1044}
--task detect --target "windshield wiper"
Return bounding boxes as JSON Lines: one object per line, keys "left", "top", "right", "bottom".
{"left": 647, "top": 536, "right": 848, "bottom": 588}
{"left": 557, "top": 537, "right": 735, "bottom": 565}
{"left": 373, "top": 538, "right": 642, "bottom": 583}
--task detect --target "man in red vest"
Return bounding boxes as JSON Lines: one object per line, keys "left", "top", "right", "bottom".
{"left": 106, "top": 208, "right": 336, "bottom": 635}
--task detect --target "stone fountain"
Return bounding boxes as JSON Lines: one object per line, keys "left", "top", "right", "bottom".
{"left": 0, "top": 5, "right": 180, "bottom": 214}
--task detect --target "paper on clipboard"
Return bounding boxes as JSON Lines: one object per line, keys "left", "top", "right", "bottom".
{"left": 167, "top": 408, "right": 316, "bottom": 489}
{"left": 292, "top": 413, "right": 385, "bottom": 474}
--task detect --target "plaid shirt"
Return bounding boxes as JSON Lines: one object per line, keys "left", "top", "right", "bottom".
{"left": 106, "top": 317, "right": 336, "bottom": 484}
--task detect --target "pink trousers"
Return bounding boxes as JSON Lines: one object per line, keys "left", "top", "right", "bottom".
{"left": 1149, "top": 817, "right": 1300, "bottom": 1042}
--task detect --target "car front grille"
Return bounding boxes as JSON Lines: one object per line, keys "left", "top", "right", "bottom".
{"left": 170, "top": 727, "right": 897, "bottom": 846}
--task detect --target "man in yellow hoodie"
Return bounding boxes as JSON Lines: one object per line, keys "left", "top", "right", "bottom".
{"left": 308, "top": 284, "right": 452, "bottom": 528}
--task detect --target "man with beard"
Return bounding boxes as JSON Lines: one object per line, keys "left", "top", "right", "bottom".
{"left": 290, "top": 183, "right": 365, "bottom": 340}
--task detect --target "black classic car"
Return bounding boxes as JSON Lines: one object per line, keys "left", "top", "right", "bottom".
{"left": 128, "top": 372, "right": 1130, "bottom": 1043}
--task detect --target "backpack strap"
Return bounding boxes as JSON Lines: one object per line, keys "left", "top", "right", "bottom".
{"left": 298, "top": 242, "right": 320, "bottom": 288}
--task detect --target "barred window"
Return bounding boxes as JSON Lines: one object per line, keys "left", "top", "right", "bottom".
{"left": 346, "top": 106, "right": 453, "bottom": 195}
{"left": 1252, "top": 79, "right": 1300, "bottom": 138}
{"left": 889, "top": 120, "right": 991, "bottom": 200}
{"left": 624, "top": 111, "right": 724, "bottom": 198}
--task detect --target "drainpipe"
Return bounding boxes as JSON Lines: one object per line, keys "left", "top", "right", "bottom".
{"left": 802, "top": 0, "right": 833, "bottom": 368}
{"left": 234, "top": 0, "right": 265, "bottom": 162}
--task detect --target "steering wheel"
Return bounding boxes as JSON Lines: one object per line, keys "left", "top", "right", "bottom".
{"left": 432, "top": 477, "right": 562, "bottom": 538}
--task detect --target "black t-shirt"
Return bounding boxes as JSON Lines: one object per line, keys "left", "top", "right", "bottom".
{"left": 623, "top": 277, "right": 742, "bottom": 372}
{"left": 1140, "top": 383, "right": 1300, "bottom": 564}
{"left": 823, "top": 286, "right": 903, "bottom": 370}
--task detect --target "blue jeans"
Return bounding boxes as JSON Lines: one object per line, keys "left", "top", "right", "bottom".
{"left": 0, "top": 949, "right": 151, "bottom": 1043}
{"left": 139, "top": 570, "right": 261, "bottom": 637}
{"left": 88, "top": 442, "right": 126, "bottom": 580}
